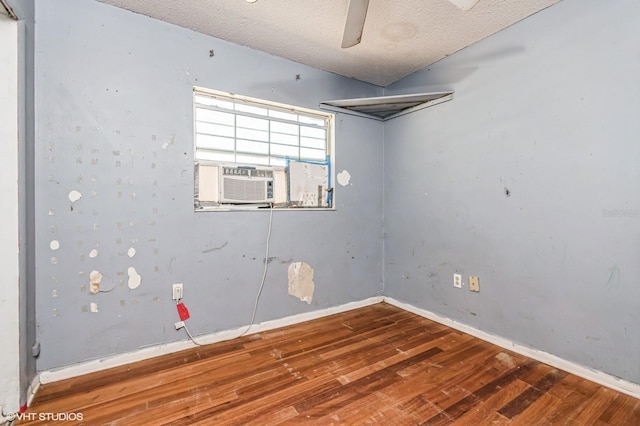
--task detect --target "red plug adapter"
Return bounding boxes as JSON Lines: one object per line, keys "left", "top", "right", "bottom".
{"left": 177, "top": 302, "right": 190, "bottom": 321}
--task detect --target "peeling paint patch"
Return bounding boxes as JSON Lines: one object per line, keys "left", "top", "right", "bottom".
{"left": 128, "top": 267, "right": 142, "bottom": 289}
{"left": 68, "top": 190, "right": 82, "bottom": 202}
{"left": 89, "top": 249, "right": 99, "bottom": 258}
{"left": 50, "top": 240, "right": 60, "bottom": 251}
{"left": 162, "top": 135, "right": 175, "bottom": 150}
{"left": 337, "top": 170, "right": 351, "bottom": 186}
{"left": 51, "top": 290, "right": 58, "bottom": 298}
{"left": 89, "top": 270, "right": 102, "bottom": 294}
{"left": 287, "top": 262, "right": 315, "bottom": 304}
{"left": 127, "top": 247, "right": 136, "bottom": 258}
{"left": 90, "top": 302, "right": 99, "bottom": 313}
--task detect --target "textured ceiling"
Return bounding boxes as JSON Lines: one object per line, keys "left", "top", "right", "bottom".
{"left": 98, "top": 0, "right": 562, "bottom": 87}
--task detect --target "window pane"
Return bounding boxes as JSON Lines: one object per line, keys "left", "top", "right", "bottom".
{"left": 236, "top": 153, "right": 270, "bottom": 165}
{"left": 237, "top": 139, "right": 269, "bottom": 155}
{"left": 271, "top": 121, "right": 299, "bottom": 135}
{"left": 300, "top": 126, "right": 325, "bottom": 139}
{"left": 237, "top": 128, "right": 268, "bottom": 142}
{"left": 271, "top": 144, "right": 299, "bottom": 158}
{"left": 269, "top": 110, "right": 297, "bottom": 121}
{"left": 236, "top": 104, "right": 268, "bottom": 116}
{"left": 271, "top": 132, "right": 298, "bottom": 146}
{"left": 300, "top": 147, "right": 326, "bottom": 161}
{"left": 196, "top": 134, "right": 235, "bottom": 151}
{"left": 237, "top": 115, "right": 268, "bottom": 131}
{"left": 298, "top": 115, "right": 325, "bottom": 126}
{"left": 194, "top": 90, "right": 331, "bottom": 172}
{"left": 196, "top": 149, "right": 235, "bottom": 162}
{"left": 197, "top": 122, "right": 235, "bottom": 138}
{"left": 300, "top": 136, "right": 325, "bottom": 150}
{"left": 195, "top": 96, "right": 234, "bottom": 110}
{"left": 270, "top": 157, "right": 287, "bottom": 166}
{"left": 196, "top": 108, "right": 234, "bottom": 125}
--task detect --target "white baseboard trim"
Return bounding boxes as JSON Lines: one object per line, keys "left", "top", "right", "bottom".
{"left": 40, "top": 296, "right": 383, "bottom": 384}
{"left": 39, "top": 296, "right": 640, "bottom": 400}
{"left": 383, "top": 296, "right": 640, "bottom": 400}
{"left": 26, "top": 375, "right": 40, "bottom": 408}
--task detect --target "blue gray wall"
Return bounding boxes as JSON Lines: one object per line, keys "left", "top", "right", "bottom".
{"left": 31, "top": 0, "right": 640, "bottom": 389}
{"left": 383, "top": 0, "right": 640, "bottom": 383}
{"left": 34, "top": 0, "right": 383, "bottom": 371}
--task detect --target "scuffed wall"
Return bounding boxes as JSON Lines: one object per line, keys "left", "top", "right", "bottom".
{"left": 288, "top": 262, "right": 315, "bottom": 304}
{"left": 34, "top": 0, "right": 384, "bottom": 371}
{"left": 383, "top": 0, "right": 640, "bottom": 384}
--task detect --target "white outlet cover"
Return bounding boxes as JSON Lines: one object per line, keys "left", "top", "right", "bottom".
{"left": 172, "top": 283, "right": 183, "bottom": 300}
{"left": 453, "top": 273, "right": 462, "bottom": 288}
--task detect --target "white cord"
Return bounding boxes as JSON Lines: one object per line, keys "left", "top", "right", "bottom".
{"left": 179, "top": 203, "right": 274, "bottom": 346}
{"left": 183, "top": 322, "right": 205, "bottom": 347}
{"left": 239, "top": 203, "right": 274, "bottom": 337}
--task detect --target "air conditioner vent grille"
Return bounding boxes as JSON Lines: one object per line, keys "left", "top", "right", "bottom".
{"left": 222, "top": 176, "right": 272, "bottom": 203}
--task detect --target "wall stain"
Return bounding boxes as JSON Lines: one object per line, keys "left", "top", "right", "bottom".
{"left": 202, "top": 241, "right": 228, "bottom": 254}
{"left": 606, "top": 264, "right": 620, "bottom": 286}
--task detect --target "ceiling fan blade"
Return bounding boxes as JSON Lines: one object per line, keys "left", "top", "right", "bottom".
{"left": 447, "top": 0, "right": 480, "bottom": 11}
{"left": 341, "top": 0, "right": 370, "bottom": 48}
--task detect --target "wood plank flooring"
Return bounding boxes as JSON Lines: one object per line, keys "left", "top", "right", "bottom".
{"left": 18, "top": 303, "right": 640, "bottom": 425}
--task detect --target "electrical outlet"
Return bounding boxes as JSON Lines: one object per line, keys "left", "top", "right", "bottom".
{"left": 469, "top": 276, "right": 480, "bottom": 292}
{"left": 172, "top": 283, "right": 183, "bottom": 300}
{"left": 453, "top": 274, "right": 462, "bottom": 288}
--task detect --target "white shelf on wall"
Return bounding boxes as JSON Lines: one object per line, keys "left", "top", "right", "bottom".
{"left": 320, "top": 91, "right": 454, "bottom": 121}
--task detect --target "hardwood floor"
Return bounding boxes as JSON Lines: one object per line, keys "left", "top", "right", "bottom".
{"left": 18, "top": 303, "right": 640, "bottom": 425}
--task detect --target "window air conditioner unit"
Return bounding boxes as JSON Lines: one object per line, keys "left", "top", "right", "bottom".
{"left": 219, "top": 165, "right": 275, "bottom": 204}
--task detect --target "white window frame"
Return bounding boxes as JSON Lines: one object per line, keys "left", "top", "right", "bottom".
{"left": 193, "top": 87, "right": 335, "bottom": 211}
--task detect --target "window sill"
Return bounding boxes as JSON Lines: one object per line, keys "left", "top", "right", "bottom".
{"left": 195, "top": 204, "right": 335, "bottom": 212}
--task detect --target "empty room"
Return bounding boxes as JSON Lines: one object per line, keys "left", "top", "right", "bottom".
{"left": 2, "top": 0, "right": 640, "bottom": 424}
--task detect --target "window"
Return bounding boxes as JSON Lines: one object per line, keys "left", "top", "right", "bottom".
{"left": 194, "top": 87, "right": 332, "bottom": 167}
{"left": 193, "top": 87, "right": 335, "bottom": 210}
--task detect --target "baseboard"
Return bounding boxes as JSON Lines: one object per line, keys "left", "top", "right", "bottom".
{"left": 39, "top": 295, "right": 640, "bottom": 399}
{"left": 40, "top": 296, "right": 383, "bottom": 384}
{"left": 26, "top": 375, "right": 40, "bottom": 408}
{"left": 383, "top": 296, "right": 640, "bottom": 400}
